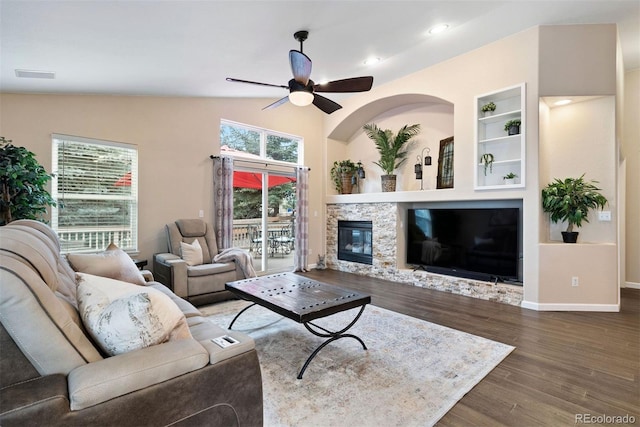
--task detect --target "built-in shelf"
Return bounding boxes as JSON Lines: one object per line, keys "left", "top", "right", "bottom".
{"left": 475, "top": 83, "right": 526, "bottom": 190}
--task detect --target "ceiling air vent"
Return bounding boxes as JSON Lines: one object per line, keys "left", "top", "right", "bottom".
{"left": 15, "top": 69, "right": 55, "bottom": 79}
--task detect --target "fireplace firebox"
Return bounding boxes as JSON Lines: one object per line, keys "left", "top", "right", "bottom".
{"left": 338, "top": 220, "right": 373, "bottom": 265}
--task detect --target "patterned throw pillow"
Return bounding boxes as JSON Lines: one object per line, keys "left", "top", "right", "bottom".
{"left": 76, "top": 273, "right": 191, "bottom": 356}
{"left": 180, "top": 239, "right": 204, "bottom": 266}
{"left": 67, "top": 243, "right": 146, "bottom": 285}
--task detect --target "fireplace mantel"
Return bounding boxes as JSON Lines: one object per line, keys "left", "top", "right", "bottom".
{"left": 326, "top": 189, "right": 523, "bottom": 205}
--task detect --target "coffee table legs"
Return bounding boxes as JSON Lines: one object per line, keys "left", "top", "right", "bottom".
{"left": 227, "top": 302, "right": 368, "bottom": 379}
{"left": 298, "top": 304, "right": 368, "bottom": 379}
{"left": 228, "top": 302, "right": 257, "bottom": 330}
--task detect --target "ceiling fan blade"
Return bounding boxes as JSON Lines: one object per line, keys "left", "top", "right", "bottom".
{"left": 314, "top": 76, "right": 374, "bottom": 93}
{"left": 262, "top": 96, "right": 289, "bottom": 110}
{"left": 289, "top": 50, "right": 312, "bottom": 85}
{"left": 226, "top": 77, "right": 288, "bottom": 89}
{"left": 312, "top": 94, "right": 342, "bottom": 114}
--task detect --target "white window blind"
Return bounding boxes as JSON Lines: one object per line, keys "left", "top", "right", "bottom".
{"left": 51, "top": 134, "right": 138, "bottom": 253}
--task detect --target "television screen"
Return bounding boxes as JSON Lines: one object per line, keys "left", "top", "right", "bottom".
{"left": 407, "top": 208, "right": 520, "bottom": 281}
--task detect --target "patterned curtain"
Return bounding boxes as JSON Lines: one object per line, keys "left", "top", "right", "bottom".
{"left": 294, "top": 166, "right": 310, "bottom": 272}
{"left": 212, "top": 156, "right": 234, "bottom": 249}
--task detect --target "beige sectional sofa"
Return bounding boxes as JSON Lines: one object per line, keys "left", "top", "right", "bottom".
{"left": 0, "top": 220, "right": 263, "bottom": 426}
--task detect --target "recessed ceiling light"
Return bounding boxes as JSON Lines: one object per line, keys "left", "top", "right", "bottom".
{"left": 428, "top": 24, "right": 449, "bottom": 35}
{"left": 15, "top": 69, "right": 55, "bottom": 79}
{"left": 554, "top": 99, "right": 572, "bottom": 106}
{"left": 364, "top": 57, "right": 381, "bottom": 66}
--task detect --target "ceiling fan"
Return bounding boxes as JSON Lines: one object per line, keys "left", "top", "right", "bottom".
{"left": 226, "top": 30, "right": 374, "bottom": 114}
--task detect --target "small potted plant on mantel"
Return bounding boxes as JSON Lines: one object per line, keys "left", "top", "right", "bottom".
{"left": 503, "top": 172, "right": 518, "bottom": 185}
{"left": 541, "top": 174, "right": 608, "bottom": 243}
{"left": 363, "top": 123, "right": 421, "bottom": 192}
{"left": 330, "top": 160, "right": 358, "bottom": 194}
{"left": 481, "top": 101, "right": 496, "bottom": 117}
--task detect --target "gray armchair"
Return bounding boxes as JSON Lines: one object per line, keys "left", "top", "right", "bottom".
{"left": 154, "top": 219, "right": 245, "bottom": 306}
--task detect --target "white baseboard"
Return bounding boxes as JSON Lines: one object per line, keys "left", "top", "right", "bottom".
{"left": 521, "top": 300, "right": 620, "bottom": 312}
{"left": 625, "top": 281, "right": 640, "bottom": 289}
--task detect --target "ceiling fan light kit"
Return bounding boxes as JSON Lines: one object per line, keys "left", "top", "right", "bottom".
{"left": 289, "top": 90, "right": 314, "bottom": 106}
{"left": 226, "top": 30, "right": 374, "bottom": 114}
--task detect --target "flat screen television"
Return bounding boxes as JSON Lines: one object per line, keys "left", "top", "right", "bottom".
{"left": 407, "top": 207, "right": 520, "bottom": 282}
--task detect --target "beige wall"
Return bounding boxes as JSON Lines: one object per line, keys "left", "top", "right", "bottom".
{"left": 324, "top": 26, "right": 542, "bottom": 304}
{"left": 325, "top": 25, "right": 618, "bottom": 309}
{"left": 623, "top": 69, "right": 640, "bottom": 286}
{"left": 0, "top": 93, "right": 326, "bottom": 266}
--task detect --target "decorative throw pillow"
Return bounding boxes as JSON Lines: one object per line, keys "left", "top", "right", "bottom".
{"left": 180, "top": 239, "right": 203, "bottom": 266}
{"left": 67, "top": 243, "right": 146, "bottom": 285}
{"left": 76, "top": 273, "right": 191, "bottom": 356}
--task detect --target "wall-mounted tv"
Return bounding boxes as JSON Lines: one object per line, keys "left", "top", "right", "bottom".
{"left": 407, "top": 207, "right": 521, "bottom": 283}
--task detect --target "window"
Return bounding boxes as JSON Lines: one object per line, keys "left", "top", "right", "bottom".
{"left": 52, "top": 134, "right": 138, "bottom": 253}
{"left": 220, "top": 120, "right": 302, "bottom": 163}
{"left": 220, "top": 120, "right": 301, "bottom": 273}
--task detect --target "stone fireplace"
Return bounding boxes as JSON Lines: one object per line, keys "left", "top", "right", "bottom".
{"left": 326, "top": 202, "right": 523, "bottom": 306}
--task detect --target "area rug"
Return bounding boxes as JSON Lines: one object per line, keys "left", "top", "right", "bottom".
{"left": 201, "top": 300, "right": 514, "bottom": 427}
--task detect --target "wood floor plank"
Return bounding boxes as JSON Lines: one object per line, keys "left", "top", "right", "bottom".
{"left": 300, "top": 269, "right": 640, "bottom": 426}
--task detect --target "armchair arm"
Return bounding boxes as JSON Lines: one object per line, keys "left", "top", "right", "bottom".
{"left": 153, "top": 253, "right": 188, "bottom": 297}
{"left": 68, "top": 339, "right": 208, "bottom": 411}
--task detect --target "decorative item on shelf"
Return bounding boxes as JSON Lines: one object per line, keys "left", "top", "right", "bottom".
{"left": 354, "top": 161, "right": 366, "bottom": 193}
{"left": 504, "top": 119, "right": 521, "bottom": 135}
{"left": 363, "top": 122, "right": 421, "bottom": 192}
{"left": 414, "top": 147, "right": 432, "bottom": 190}
{"left": 480, "top": 153, "right": 494, "bottom": 176}
{"left": 541, "top": 174, "right": 608, "bottom": 243}
{"left": 481, "top": 101, "right": 496, "bottom": 117}
{"left": 330, "top": 159, "right": 358, "bottom": 194}
{"left": 0, "top": 136, "right": 56, "bottom": 225}
{"left": 503, "top": 172, "right": 518, "bottom": 185}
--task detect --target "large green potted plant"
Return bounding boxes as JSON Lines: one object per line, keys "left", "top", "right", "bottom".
{"left": 330, "top": 159, "right": 358, "bottom": 194}
{"left": 541, "top": 174, "right": 608, "bottom": 243}
{"left": 0, "top": 136, "right": 56, "bottom": 226}
{"left": 363, "top": 123, "right": 420, "bottom": 192}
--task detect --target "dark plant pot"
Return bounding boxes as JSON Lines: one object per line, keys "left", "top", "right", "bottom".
{"left": 561, "top": 231, "right": 579, "bottom": 243}
{"left": 508, "top": 125, "right": 520, "bottom": 136}
{"left": 381, "top": 175, "right": 397, "bottom": 192}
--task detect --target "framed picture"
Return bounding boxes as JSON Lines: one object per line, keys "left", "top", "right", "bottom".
{"left": 437, "top": 136, "right": 454, "bottom": 189}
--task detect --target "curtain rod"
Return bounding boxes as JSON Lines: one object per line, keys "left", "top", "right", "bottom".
{"left": 210, "top": 155, "right": 310, "bottom": 171}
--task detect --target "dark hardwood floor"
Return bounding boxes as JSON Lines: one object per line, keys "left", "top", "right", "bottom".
{"left": 301, "top": 269, "right": 640, "bottom": 427}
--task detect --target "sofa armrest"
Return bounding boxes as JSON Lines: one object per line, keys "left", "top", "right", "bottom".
{"left": 153, "top": 253, "right": 188, "bottom": 297}
{"left": 67, "top": 339, "right": 208, "bottom": 411}
{"left": 140, "top": 269, "right": 154, "bottom": 282}
{"left": 0, "top": 374, "right": 68, "bottom": 419}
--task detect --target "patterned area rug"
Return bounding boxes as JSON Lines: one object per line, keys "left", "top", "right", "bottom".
{"left": 201, "top": 300, "right": 514, "bottom": 427}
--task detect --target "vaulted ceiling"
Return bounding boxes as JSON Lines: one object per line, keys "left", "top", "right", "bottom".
{"left": 1, "top": 1, "right": 638, "bottom": 99}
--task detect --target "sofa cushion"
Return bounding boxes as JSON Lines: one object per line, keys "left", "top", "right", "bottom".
{"left": 180, "top": 239, "right": 204, "bottom": 266}
{"left": 77, "top": 273, "right": 192, "bottom": 356}
{"left": 68, "top": 243, "right": 146, "bottom": 286}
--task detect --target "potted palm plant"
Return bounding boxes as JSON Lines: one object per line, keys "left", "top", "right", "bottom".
{"left": 363, "top": 123, "right": 420, "bottom": 192}
{"left": 0, "top": 136, "right": 56, "bottom": 225}
{"left": 541, "top": 174, "right": 608, "bottom": 243}
{"left": 330, "top": 160, "right": 358, "bottom": 194}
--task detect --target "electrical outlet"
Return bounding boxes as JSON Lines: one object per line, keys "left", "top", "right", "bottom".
{"left": 198, "top": 210, "right": 204, "bottom": 218}
{"left": 598, "top": 211, "right": 611, "bottom": 221}
{"left": 571, "top": 276, "right": 579, "bottom": 287}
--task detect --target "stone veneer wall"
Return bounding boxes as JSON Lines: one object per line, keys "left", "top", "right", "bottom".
{"left": 326, "top": 203, "right": 523, "bottom": 306}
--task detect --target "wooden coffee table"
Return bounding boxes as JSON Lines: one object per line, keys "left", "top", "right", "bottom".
{"left": 225, "top": 272, "right": 371, "bottom": 379}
